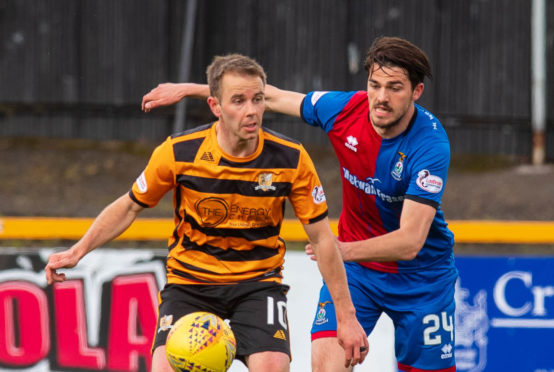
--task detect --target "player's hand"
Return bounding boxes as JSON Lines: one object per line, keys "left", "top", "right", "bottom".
{"left": 336, "top": 240, "right": 355, "bottom": 261}
{"left": 45, "top": 248, "right": 80, "bottom": 285}
{"left": 337, "top": 317, "right": 369, "bottom": 367}
{"left": 142, "top": 83, "right": 184, "bottom": 112}
{"left": 305, "top": 243, "right": 317, "bottom": 261}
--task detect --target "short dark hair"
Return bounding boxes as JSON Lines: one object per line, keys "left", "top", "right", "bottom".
{"left": 364, "top": 36, "right": 432, "bottom": 89}
{"left": 206, "top": 54, "right": 267, "bottom": 99}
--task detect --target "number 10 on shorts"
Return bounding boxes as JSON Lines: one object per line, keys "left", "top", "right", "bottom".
{"left": 267, "top": 296, "right": 288, "bottom": 330}
{"left": 423, "top": 311, "right": 453, "bottom": 345}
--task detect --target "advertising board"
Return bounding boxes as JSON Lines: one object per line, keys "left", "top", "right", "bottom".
{"left": 1, "top": 249, "right": 552, "bottom": 372}
{"left": 455, "top": 256, "right": 554, "bottom": 372}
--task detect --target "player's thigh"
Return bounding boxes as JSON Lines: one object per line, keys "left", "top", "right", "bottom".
{"left": 152, "top": 284, "right": 222, "bottom": 351}
{"left": 246, "top": 350, "right": 290, "bottom": 372}
{"left": 151, "top": 345, "right": 174, "bottom": 372}
{"left": 392, "top": 295, "right": 456, "bottom": 371}
{"left": 230, "top": 283, "right": 291, "bottom": 361}
{"left": 311, "top": 337, "right": 353, "bottom": 372}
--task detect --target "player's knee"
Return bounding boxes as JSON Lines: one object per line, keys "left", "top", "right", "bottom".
{"left": 246, "top": 351, "right": 290, "bottom": 372}
{"left": 151, "top": 346, "right": 173, "bottom": 372}
{"left": 311, "top": 338, "right": 352, "bottom": 372}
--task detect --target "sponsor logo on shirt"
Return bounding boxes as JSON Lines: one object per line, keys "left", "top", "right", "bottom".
{"left": 423, "top": 109, "right": 439, "bottom": 130}
{"left": 254, "top": 173, "right": 276, "bottom": 191}
{"left": 195, "top": 197, "right": 273, "bottom": 227}
{"left": 343, "top": 167, "right": 404, "bottom": 203}
{"left": 195, "top": 197, "right": 229, "bottom": 227}
{"left": 391, "top": 151, "right": 407, "bottom": 181}
{"left": 312, "top": 185, "right": 326, "bottom": 204}
{"left": 310, "top": 91, "right": 330, "bottom": 105}
{"left": 136, "top": 171, "right": 148, "bottom": 193}
{"left": 345, "top": 135, "right": 358, "bottom": 152}
{"left": 416, "top": 169, "right": 443, "bottom": 193}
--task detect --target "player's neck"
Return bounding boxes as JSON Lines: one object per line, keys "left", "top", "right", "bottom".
{"left": 215, "top": 122, "right": 259, "bottom": 158}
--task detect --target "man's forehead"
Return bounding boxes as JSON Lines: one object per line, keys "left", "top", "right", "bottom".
{"left": 221, "top": 73, "right": 264, "bottom": 94}
{"left": 369, "top": 64, "right": 409, "bottom": 82}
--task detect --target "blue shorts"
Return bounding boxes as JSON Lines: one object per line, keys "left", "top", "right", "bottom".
{"left": 311, "top": 261, "right": 458, "bottom": 371}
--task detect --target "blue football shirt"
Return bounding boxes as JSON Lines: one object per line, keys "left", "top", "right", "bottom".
{"left": 301, "top": 90, "right": 455, "bottom": 273}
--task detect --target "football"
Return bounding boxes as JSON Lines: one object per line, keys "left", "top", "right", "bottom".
{"left": 166, "top": 312, "right": 236, "bottom": 372}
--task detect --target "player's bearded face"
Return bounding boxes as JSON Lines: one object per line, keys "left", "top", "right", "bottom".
{"left": 367, "top": 65, "right": 422, "bottom": 134}
{"left": 212, "top": 73, "right": 265, "bottom": 144}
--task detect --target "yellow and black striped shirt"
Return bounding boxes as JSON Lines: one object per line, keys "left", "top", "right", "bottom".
{"left": 130, "top": 122, "right": 328, "bottom": 285}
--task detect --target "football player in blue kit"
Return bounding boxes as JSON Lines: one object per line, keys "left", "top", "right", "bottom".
{"left": 142, "top": 36, "right": 458, "bottom": 372}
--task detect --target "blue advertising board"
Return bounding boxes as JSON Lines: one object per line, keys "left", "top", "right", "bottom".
{"left": 455, "top": 256, "right": 554, "bottom": 372}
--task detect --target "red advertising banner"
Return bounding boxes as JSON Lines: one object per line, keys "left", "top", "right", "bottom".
{"left": 0, "top": 248, "right": 167, "bottom": 372}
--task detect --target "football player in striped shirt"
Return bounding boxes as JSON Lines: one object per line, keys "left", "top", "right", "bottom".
{"left": 45, "top": 54, "right": 368, "bottom": 372}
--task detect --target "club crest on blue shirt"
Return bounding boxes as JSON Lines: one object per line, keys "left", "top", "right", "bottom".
{"left": 254, "top": 172, "right": 276, "bottom": 191}
{"left": 391, "top": 152, "right": 407, "bottom": 181}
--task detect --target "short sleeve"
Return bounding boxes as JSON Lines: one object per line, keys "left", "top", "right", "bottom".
{"left": 301, "top": 91, "right": 358, "bottom": 133}
{"left": 288, "top": 146, "right": 329, "bottom": 225}
{"left": 405, "top": 140, "right": 450, "bottom": 208}
{"left": 129, "top": 138, "right": 176, "bottom": 208}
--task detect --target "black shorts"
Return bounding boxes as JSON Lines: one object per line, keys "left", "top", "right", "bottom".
{"left": 153, "top": 282, "right": 291, "bottom": 363}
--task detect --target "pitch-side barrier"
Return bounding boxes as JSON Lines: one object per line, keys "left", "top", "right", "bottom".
{"left": 0, "top": 217, "right": 553, "bottom": 244}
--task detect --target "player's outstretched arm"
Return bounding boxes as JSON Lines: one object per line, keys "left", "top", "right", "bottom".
{"left": 141, "top": 82, "right": 306, "bottom": 118}
{"left": 303, "top": 218, "right": 369, "bottom": 367}
{"left": 44, "top": 194, "right": 144, "bottom": 284}
{"left": 142, "top": 83, "right": 209, "bottom": 112}
{"left": 263, "top": 85, "right": 305, "bottom": 117}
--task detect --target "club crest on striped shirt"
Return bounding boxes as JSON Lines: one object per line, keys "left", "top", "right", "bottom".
{"left": 254, "top": 173, "right": 276, "bottom": 191}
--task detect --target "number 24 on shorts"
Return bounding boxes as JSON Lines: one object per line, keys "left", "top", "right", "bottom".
{"left": 423, "top": 311, "right": 453, "bottom": 345}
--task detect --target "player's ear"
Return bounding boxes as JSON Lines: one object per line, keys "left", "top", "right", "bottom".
{"left": 412, "top": 82, "right": 424, "bottom": 102}
{"left": 207, "top": 96, "right": 221, "bottom": 117}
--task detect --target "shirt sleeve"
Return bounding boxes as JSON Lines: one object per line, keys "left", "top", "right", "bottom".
{"left": 404, "top": 139, "right": 450, "bottom": 208}
{"left": 301, "top": 91, "right": 358, "bottom": 133}
{"left": 129, "top": 137, "right": 176, "bottom": 208}
{"left": 288, "top": 145, "right": 329, "bottom": 225}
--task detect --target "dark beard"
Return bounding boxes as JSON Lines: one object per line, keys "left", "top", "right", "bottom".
{"left": 371, "top": 115, "right": 402, "bottom": 130}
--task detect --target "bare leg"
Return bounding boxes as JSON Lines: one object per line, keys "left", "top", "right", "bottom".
{"left": 246, "top": 351, "right": 290, "bottom": 372}
{"left": 151, "top": 346, "right": 174, "bottom": 372}
{"left": 312, "top": 338, "right": 354, "bottom": 372}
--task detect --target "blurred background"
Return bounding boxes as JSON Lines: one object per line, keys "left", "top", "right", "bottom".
{"left": 1, "top": 0, "right": 553, "bottom": 243}
{"left": 1, "top": 0, "right": 553, "bottom": 152}
{"left": 0, "top": 2, "right": 553, "bottom": 372}
{"left": 0, "top": 0, "right": 554, "bottom": 151}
